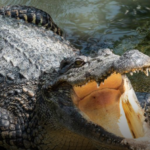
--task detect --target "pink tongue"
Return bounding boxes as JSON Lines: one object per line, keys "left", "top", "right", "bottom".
{"left": 75, "top": 88, "right": 123, "bottom": 137}
{"left": 78, "top": 88, "right": 122, "bottom": 111}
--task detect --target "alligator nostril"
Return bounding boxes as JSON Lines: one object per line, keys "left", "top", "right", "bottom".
{"left": 97, "top": 59, "right": 102, "bottom": 62}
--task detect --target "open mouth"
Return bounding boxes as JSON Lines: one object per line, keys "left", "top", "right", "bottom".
{"left": 71, "top": 72, "right": 147, "bottom": 139}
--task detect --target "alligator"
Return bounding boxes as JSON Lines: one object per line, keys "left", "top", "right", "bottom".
{"left": 0, "top": 5, "right": 150, "bottom": 150}
{"left": 0, "top": 5, "right": 63, "bottom": 36}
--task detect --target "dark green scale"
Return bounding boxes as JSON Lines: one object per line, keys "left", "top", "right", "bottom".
{"left": 0, "top": 5, "right": 63, "bottom": 36}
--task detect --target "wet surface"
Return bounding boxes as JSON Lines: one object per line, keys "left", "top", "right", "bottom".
{"left": 0, "top": 0, "right": 150, "bottom": 92}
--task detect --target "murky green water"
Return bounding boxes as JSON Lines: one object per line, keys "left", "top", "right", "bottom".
{"left": 0, "top": 0, "right": 150, "bottom": 92}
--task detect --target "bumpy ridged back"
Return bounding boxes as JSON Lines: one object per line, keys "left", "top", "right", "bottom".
{"left": 0, "top": 16, "right": 78, "bottom": 83}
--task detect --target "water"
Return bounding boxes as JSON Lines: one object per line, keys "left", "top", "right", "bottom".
{"left": 0, "top": 0, "right": 150, "bottom": 92}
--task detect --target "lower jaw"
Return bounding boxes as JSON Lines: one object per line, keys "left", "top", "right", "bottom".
{"left": 117, "top": 83, "right": 144, "bottom": 138}
{"left": 72, "top": 75, "right": 146, "bottom": 139}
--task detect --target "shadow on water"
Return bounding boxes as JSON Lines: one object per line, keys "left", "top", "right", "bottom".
{"left": 0, "top": 0, "right": 150, "bottom": 90}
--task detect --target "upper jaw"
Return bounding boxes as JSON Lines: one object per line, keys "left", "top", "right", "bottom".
{"left": 51, "top": 50, "right": 150, "bottom": 88}
{"left": 114, "top": 50, "right": 150, "bottom": 74}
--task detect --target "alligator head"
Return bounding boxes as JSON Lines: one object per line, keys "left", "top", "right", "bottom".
{"left": 42, "top": 49, "right": 150, "bottom": 150}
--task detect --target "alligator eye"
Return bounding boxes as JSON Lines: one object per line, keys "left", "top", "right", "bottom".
{"left": 75, "top": 59, "right": 84, "bottom": 66}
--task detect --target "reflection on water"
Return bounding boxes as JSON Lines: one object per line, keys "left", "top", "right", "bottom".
{"left": 0, "top": 0, "right": 150, "bottom": 92}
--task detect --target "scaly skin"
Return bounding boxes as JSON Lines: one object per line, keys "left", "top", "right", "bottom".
{"left": 0, "top": 6, "right": 150, "bottom": 150}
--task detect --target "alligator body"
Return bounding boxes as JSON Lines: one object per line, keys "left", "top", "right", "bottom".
{"left": 0, "top": 5, "right": 63, "bottom": 36}
{"left": 0, "top": 5, "right": 150, "bottom": 150}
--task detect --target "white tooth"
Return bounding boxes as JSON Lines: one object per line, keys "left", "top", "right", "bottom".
{"left": 143, "top": 70, "right": 148, "bottom": 76}
{"left": 146, "top": 68, "right": 149, "bottom": 76}
{"left": 130, "top": 72, "right": 133, "bottom": 76}
{"left": 132, "top": 70, "right": 136, "bottom": 73}
{"left": 97, "top": 82, "right": 100, "bottom": 88}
